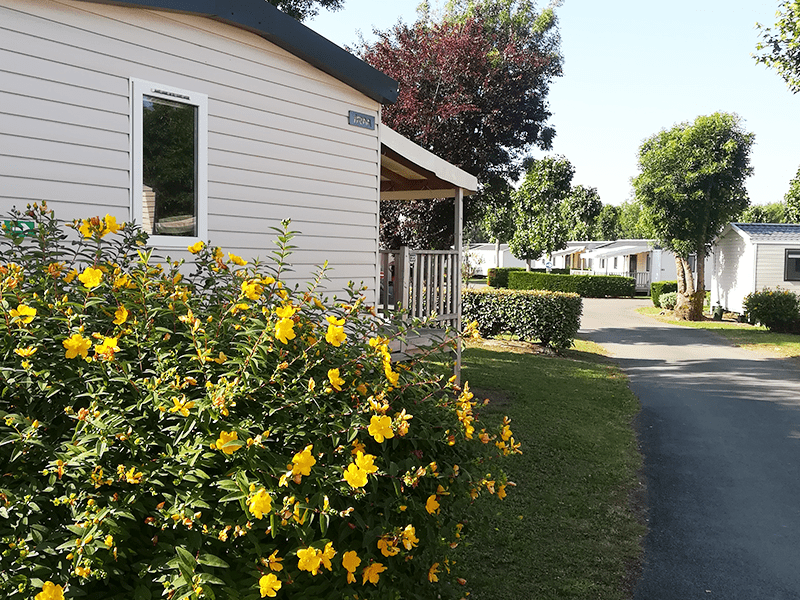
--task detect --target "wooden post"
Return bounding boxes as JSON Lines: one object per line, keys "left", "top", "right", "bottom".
{"left": 398, "top": 246, "right": 410, "bottom": 322}
{"left": 454, "top": 188, "right": 463, "bottom": 385}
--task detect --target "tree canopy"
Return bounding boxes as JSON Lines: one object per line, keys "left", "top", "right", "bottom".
{"left": 785, "top": 166, "right": 800, "bottom": 222}
{"left": 561, "top": 185, "right": 602, "bottom": 241}
{"left": 755, "top": 0, "right": 800, "bottom": 93}
{"left": 268, "top": 0, "right": 343, "bottom": 21}
{"left": 633, "top": 112, "right": 755, "bottom": 320}
{"left": 360, "top": 0, "right": 563, "bottom": 248}
{"left": 738, "top": 201, "right": 788, "bottom": 224}
{"left": 509, "top": 155, "right": 573, "bottom": 268}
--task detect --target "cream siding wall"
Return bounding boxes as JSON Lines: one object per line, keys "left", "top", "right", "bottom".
{"left": 711, "top": 230, "right": 753, "bottom": 313}
{"left": 0, "top": 0, "right": 381, "bottom": 296}
{"left": 754, "top": 245, "right": 800, "bottom": 295}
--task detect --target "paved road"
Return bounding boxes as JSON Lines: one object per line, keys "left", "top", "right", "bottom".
{"left": 580, "top": 299, "right": 800, "bottom": 600}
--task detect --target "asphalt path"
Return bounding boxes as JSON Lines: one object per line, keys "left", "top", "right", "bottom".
{"left": 579, "top": 298, "right": 800, "bottom": 600}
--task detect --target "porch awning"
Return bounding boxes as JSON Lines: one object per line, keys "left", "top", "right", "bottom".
{"left": 380, "top": 127, "right": 478, "bottom": 200}
{"left": 582, "top": 242, "right": 652, "bottom": 260}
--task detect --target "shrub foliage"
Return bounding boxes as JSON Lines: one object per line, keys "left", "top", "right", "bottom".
{"left": 486, "top": 268, "right": 569, "bottom": 289}
{"left": 658, "top": 292, "right": 678, "bottom": 310}
{"left": 649, "top": 281, "right": 677, "bottom": 308}
{"left": 743, "top": 288, "right": 800, "bottom": 333}
{"left": 506, "top": 272, "right": 634, "bottom": 298}
{"left": 0, "top": 204, "right": 518, "bottom": 600}
{"left": 461, "top": 288, "right": 582, "bottom": 349}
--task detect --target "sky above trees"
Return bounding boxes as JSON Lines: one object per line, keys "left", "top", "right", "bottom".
{"left": 310, "top": 0, "right": 800, "bottom": 208}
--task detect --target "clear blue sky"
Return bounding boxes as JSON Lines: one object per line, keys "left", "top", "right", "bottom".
{"left": 310, "top": 0, "right": 800, "bottom": 207}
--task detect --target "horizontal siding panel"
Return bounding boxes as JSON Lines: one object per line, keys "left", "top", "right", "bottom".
{"left": 209, "top": 214, "right": 374, "bottom": 240}
{"left": 0, "top": 134, "right": 128, "bottom": 171}
{"left": 0, "top": 155, "right": 128, "bottom": 188}
{"left": 0, "top": 45, "right": 128, "bottom": 98}
{"left": 207, "top": 229, "right": 372, "bottom": 253}
{"left": 210, "top": 132, "right": 377, "bottom": 176}
{"left": 209, "top": 168, "right": 376, "bottom": 203}
{"left": 0, "top": 91, "right": 128, "bottom": 133}
{"left": 5, "top": 2, "right": 377, "bottom": 123}
{"left": 212, "top": 150, "right": 376, "bottom": 189}
{"left": 0, "top": 67, "right": 127, "bottom": 115}
{"left": 210, "top": 197, "right": 376, "bottom": 227}
{"left": 0, "top": 176, "right": 129, "bottom": 208}
{"left": 0, "top": 112, "right": 127, "bottom": 150}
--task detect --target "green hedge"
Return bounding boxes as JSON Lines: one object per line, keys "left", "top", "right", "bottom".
{"left": 743, "top": 288, "right": 800, "bottom": 332}
{"left": 487, "top": 267, "right": 570, "bottom": 288}
{"left": 462, "top": 288, "right": 582, "bottom": 349}
{"left": 650, "top": 280, "right": 677, "bottom": 307}
{"left": 505, "top": 271, "right": 635, "bottom": 298}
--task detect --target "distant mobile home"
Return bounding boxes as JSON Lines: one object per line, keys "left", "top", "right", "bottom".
{"left": 711, "top": 223, "right": 800, "bottom": 313}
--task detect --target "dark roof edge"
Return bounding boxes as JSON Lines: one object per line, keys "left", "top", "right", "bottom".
{"left": 73, "top": 0, "right": 399, "bottom": 105}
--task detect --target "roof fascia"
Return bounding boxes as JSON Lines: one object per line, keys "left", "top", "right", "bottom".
{"left": 73, "top": 0, "right": 399, "bottom": 105}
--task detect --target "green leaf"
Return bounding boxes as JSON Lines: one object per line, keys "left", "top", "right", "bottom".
{"left": 197, "top": 553, "right": 229, "bottom": 569}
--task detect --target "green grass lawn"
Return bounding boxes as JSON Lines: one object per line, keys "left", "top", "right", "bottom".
{"left": 637, "top": 306, "right": 800, "bottom": 359}
{"left": 457, "top": 341, "right": 645, "bottom": 600}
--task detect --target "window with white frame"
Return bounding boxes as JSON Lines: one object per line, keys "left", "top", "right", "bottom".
{"left": 785, "top": 249, "right": 800, "bottom": 281}
{"left": 131, "top": 79, "right": 208, "bottom": 245}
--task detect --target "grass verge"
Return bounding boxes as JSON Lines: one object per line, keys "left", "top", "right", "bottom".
{"left": 637, "top": 306, "right": 800, "bottom": 358}
{"left": 457, "top": 341, "right": 645, "bottom": 600}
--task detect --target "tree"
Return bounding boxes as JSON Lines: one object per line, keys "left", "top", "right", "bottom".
{"left": 785, "top": 166, "right": 800, "bottom": 222}
{"left": 269, "top": 0, "right": 343, "bottom": 21}
{"left": 617, "top": 199, "right": 655, "bottom": 239}
{"left": 633, "top": 112, "right": 755, "bottom": 320}
{"left": 561, "top": 185, "right": 601, "bottom": 240}
{"left": 360, "top": 0, "right": 563, "bottom": 247}
{"left": 592, "top": 204, "right": 621, "bottom": 240}
{"left": 509, "top": 155, "right": 573, "bottom": 269}
{"left": 738, "top": 201, "right": 787, "bottom": 223}
{"left": 755, "top": 0, "right": 800, "bottom": 93}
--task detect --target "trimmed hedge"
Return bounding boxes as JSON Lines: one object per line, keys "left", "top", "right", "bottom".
{"left": 487, "top": 267, "right": 570, "bottom": 288}
{"left": 650, "top": 280, "right": 678, "bottom": 307}
{"left": 506, "top": 271, "right": 635, "bottom": 298}
{"left": 659, "top": 291, "right": 678, "bottom": 310}
{"left": 462, "top": 288, "right": 582, "bottom": 348}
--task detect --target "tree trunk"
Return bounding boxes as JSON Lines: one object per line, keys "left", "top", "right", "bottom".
{"left": 495, "top": 239, "right": 501, "bottom": 270}
{"left": 526, "top": 258, "right": 531, "bottom": 271}
{"left": 674, "top": 256, "right": 697, "bottom": 320}
{"left": 688, "top": 243, "right": 706, "bottom": 321}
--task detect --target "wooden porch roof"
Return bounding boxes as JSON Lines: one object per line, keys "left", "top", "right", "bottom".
{"left": 380, "top": 127, "right": 478, "bottom": 201}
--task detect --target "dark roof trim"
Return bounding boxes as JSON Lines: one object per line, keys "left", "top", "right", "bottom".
{"left": 74, "top": 0, "right": 399, "bottom": 105}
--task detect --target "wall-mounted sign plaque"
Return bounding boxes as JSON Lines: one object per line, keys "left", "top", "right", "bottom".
{"left": 348, "top": 111, "right": 375, "bottom": 130}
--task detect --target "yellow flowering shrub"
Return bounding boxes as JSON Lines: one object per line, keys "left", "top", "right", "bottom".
{"left": 0, "top": 204, "right": 517, "bottom": 600}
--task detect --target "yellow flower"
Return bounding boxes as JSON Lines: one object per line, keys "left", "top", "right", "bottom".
{"left": 384, "top": 364, "right": 400, "bottom": 386}
{"left": 216, "top": 431, "right": 240, "bottom": 454}
{"left": 342, "top": 550, "right": 361, "bottom": 583}
{"left": 267, "top": 549, "right": 283, "bottom": 572}
{"left": 78, "top": 266, "right": 103, "bottom": 289}
{"left": 497, "top": 484, "right": 507, "bottom": 500}
{"left": 10, "top": 304, "right": 36, "bottom": 324}
{"left": 428, "top": 562, "right": 440, "bottom": 582}
{"left": 425, "top": 495, "right": 440, "bottom": 515}
{"left": 228, "top": 253, "right": 247, "bottom": 266}
{"left": 377, "top": 536, "right": 400, "bottom": 557}
{"left": 95, "top": 336, "right": 119, "bottom": 361}
{"left": 124, "top": 466, "right": 143, "bottom": 484}
{"left": 351, "top": 439, "right": 365, "bottom": 456}
{"left": 103, "top": 214, "right": 121, "bottom": 235}
{"left": 275, "top": 304, "right": 296, "bottom": 319}
{"left": 361, "top": 562, "right": 386, "bottom": 586}
{"left": 78, "top": 219, "right": 93, "bottom": 238}
{"left": 64, "top": 269, "right": 77, "bottom": 283}
{"left": 355, "top": 451, "right": 378, "bottom": 474}
{"left": 168, "top": 397, "right": 195, "bottom": 417}
{"left": 325, "top": 322, "right": 347, "bottom": 346}
{"left": 241, "top": 280, "right": 263, "bottom": 300}
{"left": 368, "top": 415, "right": 394, "bottom": 443}
{"left": 274, "top": 318, "right": 296, "bottom": 344}
{"left": 188, "top": 240, "right": 205, "bottom": 254}
{"left": 248, "top": 488, "right": 273, "bottom": 520}
{"left": 35, "top": 581, "right": 65, "bottom": 600}
{"left": 13, "top": 346, "right": 37, "bottom": 358}
{"left": 297, "top": 546, "right": 323, "bottom": 575}
{"left": 291, "top": 444, "right": 315, "bottom": 477}
{"left": 395, "top": 409, "right": 413, "bottom": 436}
{"left": 63, "top": 333, "right": 91, "bottom": 359}
{"left": 401, "top": 524, "right": 419, "bottom": 550}
{"left": 104, "top": 535, "right": 114, "bottom": 547}
{"left": 321, "top": 542, "right": 336, "bottom": 570}
{"left": 343, "top": 463, "right": 367, "bottom": 488}
{"left": 75, "top": 565, "right": 91, "bottom": 577}
{"left": 327, "top": 368, "right": 345, "bottom": 391}
{"left": 259, "top": 573, "right": 281, "bottom": 598}
{"left": 113, "top": 305, "right": 128, "bottom": 325}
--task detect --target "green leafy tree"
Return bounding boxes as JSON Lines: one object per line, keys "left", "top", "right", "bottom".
{"left": 591, "top": 204, "right": 621, "bottom": 240}
{"left": 754, "top": 0, "right": 800, "bottom": 93}
{"left": 616, "top": 200, "right": 655, "bottom": 239}
{"left": 270, "top": 0, "right": 343, "bottom": 21}
{"left": 785, "top": 166, "right": 800, "bottom": 222}
{"left": 509, "top": 156, "right": 574, "bottom": 269}
{"left": 633, "top": 112, "right": 755, "bottom": 320}
{"left": 738, "top": 201, "right": 787, "bottom": 223}
{"left": 561, "top": 184, "right": 601, "bottom": 240}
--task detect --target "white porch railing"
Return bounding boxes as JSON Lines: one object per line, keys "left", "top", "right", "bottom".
{"left": 569, "top": 269, "right": 651, "bottom": 292}
{"left": 379, "top": 247, "right": 460, "bottom": 329}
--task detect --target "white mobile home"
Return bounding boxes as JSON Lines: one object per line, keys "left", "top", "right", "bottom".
{"left": 0, "top": 0, "right": 476, "bottom": 320}
{"left": 711, "top": 223, "right": 800, "bottom": 314}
